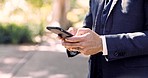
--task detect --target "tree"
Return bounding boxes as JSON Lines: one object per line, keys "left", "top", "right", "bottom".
{"left": 47, "top": 0, "right": 71, "bottom": 30}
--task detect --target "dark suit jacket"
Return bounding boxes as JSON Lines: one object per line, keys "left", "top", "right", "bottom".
{"left": 84, "top": 0, "right": 148, "bottom": 78}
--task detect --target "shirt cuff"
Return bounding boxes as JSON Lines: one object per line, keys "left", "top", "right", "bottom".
{"left": 100, "top": 36, "right": 108, "bottom": 55}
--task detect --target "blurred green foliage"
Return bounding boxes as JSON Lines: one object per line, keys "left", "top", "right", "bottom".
{"left": 0, "top": 23, "right": 44, "bottom": 44}
{"left": 26, "top": 0, "right": 52, "bottom": 7}
{"left": 0, "top": 0, "right": 50, "bottom": 44}
{"left": 0, "top": 0, "right": 88, "bottom": 44}
{"left": 68, "top": 0, "right": 89, "bottom": 27}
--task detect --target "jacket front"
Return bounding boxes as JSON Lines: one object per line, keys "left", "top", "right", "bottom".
{"left": 85, "top": 0, "right": 148, "bottom": 78}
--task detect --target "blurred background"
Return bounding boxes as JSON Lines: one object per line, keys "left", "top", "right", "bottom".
{"left": 0, "top": 0, "right": 89, "bottom": 78}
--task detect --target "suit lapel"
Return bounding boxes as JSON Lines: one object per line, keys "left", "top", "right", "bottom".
{"left": 107, "top": 0, "right": 118, "bottom": 19}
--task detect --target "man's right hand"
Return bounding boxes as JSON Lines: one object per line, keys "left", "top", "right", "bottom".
{"left": 62, "top": 27, "right": 103, "bottom": 56}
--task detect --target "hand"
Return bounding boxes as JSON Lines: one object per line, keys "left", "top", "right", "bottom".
{"left": 62, "top": 28, "right": 103, "bottom": 55}
{"left": 57, "top": 27, "right": 78, "bottom": 40}
{"left": 58, "top": 27, "right": 79, "bottom": 51}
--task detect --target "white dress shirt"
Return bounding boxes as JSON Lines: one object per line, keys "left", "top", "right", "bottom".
{"left": 100, "top": 36, "right": 108, "bottom": 55}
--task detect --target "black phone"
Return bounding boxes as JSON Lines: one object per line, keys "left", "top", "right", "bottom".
{"left": 46, "top": 26, "right": 73, "bottom": 39}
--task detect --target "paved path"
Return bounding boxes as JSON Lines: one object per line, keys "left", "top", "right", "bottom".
{"left": 0, "top": 44, "right": 89, "bottom": 78}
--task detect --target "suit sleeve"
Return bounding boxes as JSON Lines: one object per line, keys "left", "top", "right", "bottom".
{"left": 106, "top": 1, "right": 148, "bottom": 61}
{"left": 83, "top": 0, "right": 93, "bottom": 29}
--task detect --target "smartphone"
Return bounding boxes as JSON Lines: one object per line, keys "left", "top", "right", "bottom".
{"left": 46, "top": 26, "right": 73, "bottom": 39}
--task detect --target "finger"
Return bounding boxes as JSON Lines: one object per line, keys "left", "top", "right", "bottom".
{"left": 65, "top": 32, "right": 90, "bottom": 43}
{"left": 67, "top": 27, "right": 78, "bottom": 35}
{"left": 67, "top": 47, "right": 82, "bottom": 52}
{"left": 63, "top": 42, "right": 82, "bottom": 48}
{"left": 75, "top": 28, "right": 90, "bottom": 36}
{"left": 57, "top": 35, "right": 64, "bottom": 40}
{"left": 63, "top": 42, "right": 84, "bottom": 48}
{"left": 61, "top": 40, "right": 66, "bottom": 46}
{"left": 65, "top": 36, "right": 84, "bottom": 43}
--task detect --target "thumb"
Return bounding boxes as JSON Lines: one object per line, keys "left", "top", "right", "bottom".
{"left": 67, "top": 27, "right": 78, "bottom": 35}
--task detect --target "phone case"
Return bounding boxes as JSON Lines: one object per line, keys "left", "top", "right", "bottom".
{"left": 46, "top": 27, "right": 73, "bottom": 38}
